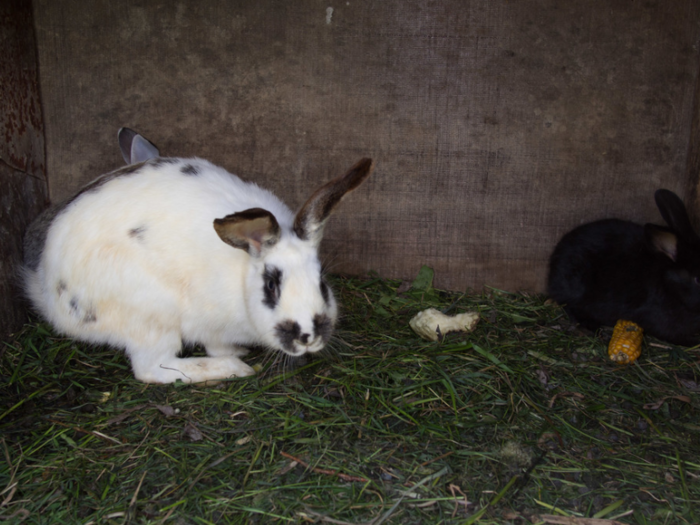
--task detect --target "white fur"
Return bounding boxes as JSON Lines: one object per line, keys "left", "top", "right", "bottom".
{"left": 23, "top": 158, "right": 338, "bottom": 384}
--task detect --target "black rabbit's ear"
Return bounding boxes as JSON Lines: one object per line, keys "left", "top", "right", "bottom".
{"left": 655, "top": 189, "right": 698, "bottom": 242}
{"left": 646, "top": 224, "right": 678, "bottom": 261}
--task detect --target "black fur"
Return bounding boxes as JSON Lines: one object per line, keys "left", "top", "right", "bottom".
{"left": 68, "top": 296, "right": 97, "bottom": 324}
{"left": 320, "top": 279, "right": 330, "bottom": 304}
{"left": 262, "top": 265, "right": 282, "bottom": 309}
{"left": 275, "top": 320, "right": 302, "bottom": 354}
{"left": 547, "top": 189, "right": 700, "bottom": 346}
{"left": 128, "top": 226, "right": 147, "bottom": 240}
{"left": 23, "top": 204, "right": 66, "bottom": 271}
{"left": 150, "top": 157, "right": 179, "bottom": 167}
{"left": 275, "top": 314, "right": 333, "bottom": 355}
{"left": 313, "top": 314, "right": 333, "bottom": 343}
{"left": 180, "top": 164, "right": 199, "bottom": 176}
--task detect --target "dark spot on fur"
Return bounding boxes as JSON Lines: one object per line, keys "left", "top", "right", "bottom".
{"left": 276, "top": 320, "right": 301, "bottom": 354}
{"left": 263, "top": 265, "right": 282, "bottom": 309}
{"left": 320, "top": 279, "right": 330, "bottom": 304}
{"left": 23, "top": 204, "right": 74, "bottom": 270}
{"left": 83, "top": 309, "right": 97, "bottom": 323}
{"left": 314, "top": 314, "right": 334, "bottom": 343}
{"left": 56, "top": 280, "right": 67, "bottom": 295}
{"left": 68, "top": 296, "right": 97, "bottom": 323}
{"left": 129, "top": 226, "right": 146, "bottom": 240}
{"left": 150, "top": 157, "right": 179, "bottom": 167}
{"left": 180, "top": 164, "right": 199, "bottom": 176}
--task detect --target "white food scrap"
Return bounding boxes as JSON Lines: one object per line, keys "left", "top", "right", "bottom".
{"left": 409, "top": 308, "right": 479, "bottom": 341}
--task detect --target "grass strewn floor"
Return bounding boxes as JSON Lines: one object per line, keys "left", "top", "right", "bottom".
{"left": 1, "top": 270, "right": 699, "bottom": 524}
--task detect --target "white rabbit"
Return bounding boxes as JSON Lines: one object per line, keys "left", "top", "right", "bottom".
{"left": 23, "top": 128, "right": 373, "bottom": 384}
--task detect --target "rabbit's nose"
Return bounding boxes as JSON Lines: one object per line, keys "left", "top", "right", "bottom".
{"left": 299, "top": 333, "right": 311, "bottom": 345}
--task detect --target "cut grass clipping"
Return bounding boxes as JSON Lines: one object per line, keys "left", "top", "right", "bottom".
{"left": 1, "top": 266, "right": 699, "bottom": 524}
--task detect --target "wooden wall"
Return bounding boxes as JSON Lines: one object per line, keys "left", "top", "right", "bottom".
{"left": 30, "top": 0, "right": 700, "bottom": 292}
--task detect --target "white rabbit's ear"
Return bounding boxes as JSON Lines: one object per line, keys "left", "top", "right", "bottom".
{"left": 214, "top": 208, "right": 281, "bottom": 257}
{"left": 294, "top": 158, "right": 373, "bottom": 246}
{"left": 118, "top": 127, "right": 160, "bottom": 164}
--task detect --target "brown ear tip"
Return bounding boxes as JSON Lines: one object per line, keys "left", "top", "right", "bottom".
{"left": 356, "top": 157, "right": 374, "bottom": 170}
{"left": 349, "top": 158, "right": 374, "bottom": 183}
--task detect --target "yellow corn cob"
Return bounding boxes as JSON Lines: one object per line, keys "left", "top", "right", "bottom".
{"left": 608, "top": 320, "right": 643, "bottom": 364}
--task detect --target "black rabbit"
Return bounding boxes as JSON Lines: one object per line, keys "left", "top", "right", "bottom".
{"left": 547, "top": 189, "right": 700, "bottom": 346}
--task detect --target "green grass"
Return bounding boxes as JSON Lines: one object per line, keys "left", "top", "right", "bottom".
{"left": 1, "top": 269, "right": 699, "bottom": 524}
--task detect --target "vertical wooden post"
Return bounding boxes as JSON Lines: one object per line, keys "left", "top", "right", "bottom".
{"left": 0, "top": 0, "right": 48, "bottom": 339}
{"left": 687, "top": 51, "right": 700, "bottom": 229}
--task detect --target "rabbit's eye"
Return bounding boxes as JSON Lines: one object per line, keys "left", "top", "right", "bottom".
{"left": 262, "top": 265, "right": 282, "bottom": 309}
{"left": 694, "top": 276, "right": 700, "bottom": 286}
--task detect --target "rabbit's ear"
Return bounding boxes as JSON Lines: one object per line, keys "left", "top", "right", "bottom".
{"left": 655, "top": 189, "right": 698, "bottom": 242}
{"left": 214, "top": 208, "right": 280, "bottom": 257}
{"left": 646, "top": 224, "right": 678, "bottom": 261}
{"left": 118, "top": 127, "right": 160, "bottom": 164}
{"left": 293, "top": 158, "right": 373, "bottom": 246}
